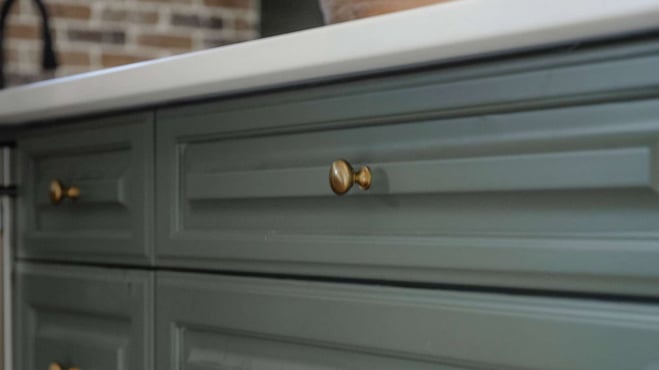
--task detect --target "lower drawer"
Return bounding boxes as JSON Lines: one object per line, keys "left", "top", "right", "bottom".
{"left": 15, "top": 263, "right": 153, "bottom": 370}
{"left": 157, "top": 271, "right": 659, "bottom": 370}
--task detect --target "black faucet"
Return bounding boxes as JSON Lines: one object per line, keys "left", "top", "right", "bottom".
{"left": 0, "top": 0, "right": 57, "bottom": 88}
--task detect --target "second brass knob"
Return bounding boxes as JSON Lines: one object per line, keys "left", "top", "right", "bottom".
{"left": 329, "top": 159, "right": 372, "bottom": 195}
{"left": 49, "top": 180, "right": 81, "bottom": 205}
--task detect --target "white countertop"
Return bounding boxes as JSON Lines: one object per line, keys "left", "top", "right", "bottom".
{"left": 1, "top": 0, "right": 659, "bottom": 125}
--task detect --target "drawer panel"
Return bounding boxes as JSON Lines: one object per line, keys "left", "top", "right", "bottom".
{"left": 15, "top": 263, "right": 153, "bottom": 370}
{"left": 157, "top": 272, "right": 659, "bottom": 370}
{"left": 18, "top": 113, "right": 154, "bottom": 264}
{"left": 157, "top": 96, "right": 659, "bottom": 297}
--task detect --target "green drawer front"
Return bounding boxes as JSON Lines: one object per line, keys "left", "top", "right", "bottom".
{"left": 14, "top": 263, "right": 154, "bottom": 370}
{"left": 18, "top": 113, "right": 154, "bottom": 265}
{"left": 157, "top": 272, "right": 659, "bottom": 370}
{"left": 157, "top": 94, "right": 659, "bottom": 296}
{"left": 156, "top": 40, "right": 659, "bottom": 296}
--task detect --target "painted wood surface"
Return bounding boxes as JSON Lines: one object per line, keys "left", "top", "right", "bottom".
{"left": 157, "top": 271, "right": 659, "bottom": 370}
{"left": 17, "top": 113, "right": 155, "bottom": 265}
{"left": 9, "top": 32, "right": 659, "bottom": 370}
{"left": 14, "top": 263, "right": 154, "bottom": 370}
{"left": 156, "top": 39, "right": 659, "bottom": 297}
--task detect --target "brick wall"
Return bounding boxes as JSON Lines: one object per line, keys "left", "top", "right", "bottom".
{"left": 3, "top": 0, "right": 260, "bottom": 87}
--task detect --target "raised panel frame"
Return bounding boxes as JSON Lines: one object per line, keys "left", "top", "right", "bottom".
{"left": 17, "top": 113, "right": 155, "bottom": 265}
{"left": 157, "top": 272, "right": 659, "bottom": 370}
{"left": 156, "top": 39, "right": 659, "bottom": 297}
{"left": 14, "top": 263, "right": 154, "bottom": 370}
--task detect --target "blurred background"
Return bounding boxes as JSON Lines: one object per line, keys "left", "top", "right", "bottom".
{"left": 1, "top": 0, "right": 445, "bottom": 87}
{"left": 2, "top": 0, "right": 327, "bottom": 87}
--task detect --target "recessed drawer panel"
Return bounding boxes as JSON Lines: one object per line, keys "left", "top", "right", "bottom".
{"left": 157, "top": 272, "right": 659, "bottom": 370}
{"left": 15, "top": 263, "right": 153, "bottom": 370}
{"left": 18, "top": 113, "right": 154, "bottom": 264}
{"left": 157, "top": 97, "right": 659, "bottom": 297}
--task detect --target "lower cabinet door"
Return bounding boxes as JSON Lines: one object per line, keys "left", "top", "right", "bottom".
{"left": 15, "top": 263, "right": 153, "bottom": 370}
{"left": 157, "top": 271, "right": 659, "bottom": 370}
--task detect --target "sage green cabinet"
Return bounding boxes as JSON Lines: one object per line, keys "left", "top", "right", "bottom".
{"left": 10, "top": 36, "right": 659, "bottom": 370}
{"left": 157, "top": 271, "right": 659, "bottom": 370}
{"left": 156, "top": 40, "right": 659, "bottom": 297}
{"left": 15, "top": 263, "right": 154, "bottom": 370}
{"left": 17, "top": 113, "right": 154, "bottom": 265}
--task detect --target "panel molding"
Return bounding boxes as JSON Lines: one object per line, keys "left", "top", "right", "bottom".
{"left": 17, "top": 113, "right": 155, "bottom": 265}
{"left": 159, "top": 41, "right": 659, "bottom": 136}
{"left": 156, "top": 41, "right": 659, "bottom": 297}
{"left": 186, "top": 146, "right": 654, "bottom": 200}
{"left": 157, "top": 272, "right": 659, "bottom": 370}
{"left": 14, "top": 263, "right": 154, "bottom": 370}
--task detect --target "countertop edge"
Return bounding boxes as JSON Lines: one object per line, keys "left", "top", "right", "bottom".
{"left": 2, "top": 0, "right": 659, "bottom": 125}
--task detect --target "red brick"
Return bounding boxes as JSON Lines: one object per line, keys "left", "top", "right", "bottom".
{"left": 101, "top": 8, "right": 159, "bottom": 24}
{"left": 48, "top": 3, "right": 92, "bottom": 20}
{"left": 322, "top": 0, "right": 449, "bottom": 23}
{"left": 138, "top": 11, "right": 159, "bottom": 24}
{"left": 137, "top": 34, "right": 192, "bottom": 49}
{"left": 139, "top": 0, "right": 193, "bottom": 4}
{"left": 100, "top": 8, "right": 128, "bottom": 22}
{"left": 67, "top": 29, "right": 125, "bottom": 44}
{"left": 235, "top": 17, "right": 251, "bottom": 31}
{"left": 6, "top": 23, "right": 39, "bottom": 39}
{"left": 170, "top": 13, "right": 224, "bottom": 29}
{"left": 101, "top": 53, "right": 148, "bottom": 67}
{"left": 203, "top": 0, "right": 251, "bottom": 9}
{"left": 5, "top": 47, "right": 19, "bottom": 63}
{"left": 58, "top": 51, "right": 91, "bottom": 66}
{"left": 170, "top": 13, "right": 201, "bottom": 27}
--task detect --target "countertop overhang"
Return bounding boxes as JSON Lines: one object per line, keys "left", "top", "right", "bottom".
{"left": 1, "top": 0, "right": 659, "bottom": 125}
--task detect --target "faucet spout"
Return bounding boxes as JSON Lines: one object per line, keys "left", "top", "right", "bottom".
{"left": 0, "top": 0, "right": 58, "bottom": 88}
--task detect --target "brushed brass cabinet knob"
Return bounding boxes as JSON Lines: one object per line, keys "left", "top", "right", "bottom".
{"left": 329, "top": 159, "right": 372, "bottom": 195}
{"left": 49, "top": 179, "right": 81, "bottom": 205}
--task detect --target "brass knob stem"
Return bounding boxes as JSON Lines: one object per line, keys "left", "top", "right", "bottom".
{"left": 329, "top": 159, "right": 372, "bottom": 195}
{"left": 49, "top": 180, "right": 81, "bottom": 205}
